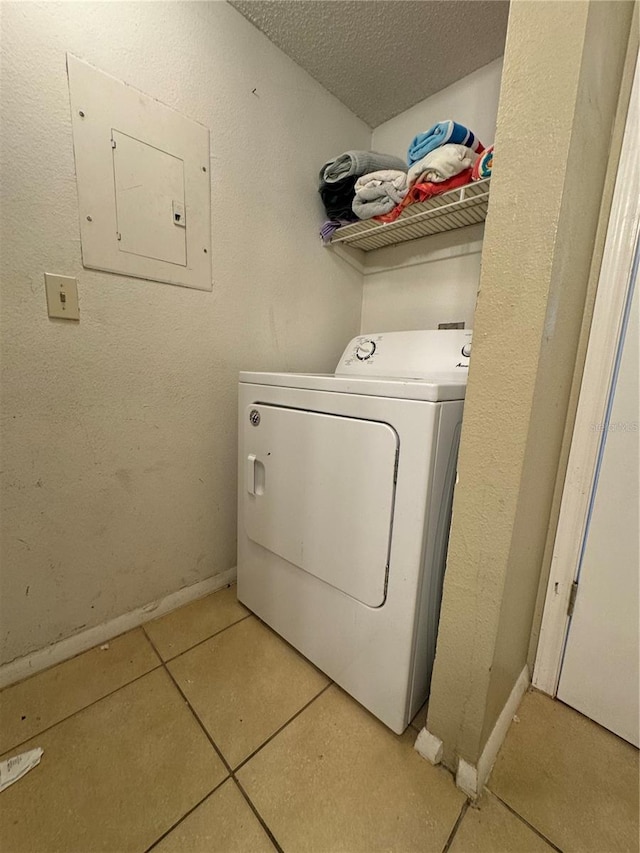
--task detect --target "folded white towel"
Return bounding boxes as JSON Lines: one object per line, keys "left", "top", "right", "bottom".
{"left": 408, "top": 144, "right": 477, "bottom": 186}
{"left": 354, "top": 170, "right": 409, "bottom": 201}
{"left": 352, "top": 170, "right": 409, "bottom": 219}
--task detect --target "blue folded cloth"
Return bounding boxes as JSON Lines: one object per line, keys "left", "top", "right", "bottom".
{"left": 407, "top": 120, "right": 483, "bottom": 166}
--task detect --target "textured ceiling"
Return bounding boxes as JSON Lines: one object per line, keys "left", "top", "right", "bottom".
{"left": 229, "top": 0, "right": 510, "bottom": 127}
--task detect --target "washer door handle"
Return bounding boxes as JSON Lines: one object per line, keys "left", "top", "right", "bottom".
{"left": 247, "top": 455, "right": 266, "bottom": 496}
{"left": 247, "top": 454, "right": 257, "bottom": 496}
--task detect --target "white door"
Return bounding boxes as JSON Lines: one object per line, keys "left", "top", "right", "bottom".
{"left": 243, "top": 404, "right": 398, "bottom": 607}
{"left": 534, "top": 54, "right": 639, "bottom": 747}
{"left": 557, "top": 277, "right": 639, "bottom": 746}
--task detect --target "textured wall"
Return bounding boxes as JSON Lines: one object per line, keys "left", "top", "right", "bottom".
{"left": 0, "top": 1, "right": 368, "bottom": 665}
{"left": 426, "top": 0, "right": 635, "bottom": 767}
{"left": 361, "top": 60, "right": 503, "bottom": 334}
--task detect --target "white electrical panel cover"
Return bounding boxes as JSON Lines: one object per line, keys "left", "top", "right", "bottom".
{"left": 67, "top": 54, "right": 211, "bottom": 291}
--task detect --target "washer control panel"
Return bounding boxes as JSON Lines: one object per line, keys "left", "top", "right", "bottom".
{"left": 336, "top": 330, "right": 473, "bottom": 378}
{"left": 355, "top": 340, "right": 377, "bottom": 360}
{"left": 340, "top": 334, "right": 384, "bottom": 370}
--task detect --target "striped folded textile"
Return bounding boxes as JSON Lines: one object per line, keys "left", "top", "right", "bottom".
{"left": 373, "top": 169, "right": 473, "bottom": 224}
{"left": 472, "top": 145, "right": 494, "bottom": 181}
{"left": 407, "top": 120, "right": 483, "bottom": 166}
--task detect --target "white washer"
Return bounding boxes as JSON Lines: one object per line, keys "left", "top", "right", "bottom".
{"left": 237, "top": 329, "right": 471, "bottom": 733}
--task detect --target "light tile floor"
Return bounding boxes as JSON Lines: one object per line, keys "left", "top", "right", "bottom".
{"left": 1, "top": 585, "right": 638, "bottom": 853}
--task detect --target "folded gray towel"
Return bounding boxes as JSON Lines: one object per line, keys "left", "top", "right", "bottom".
{"left": 320, "top": 151, "right": 407, "bottom": 185}
{"left": 352, "top": 170, "right": 409, "bottom": 220}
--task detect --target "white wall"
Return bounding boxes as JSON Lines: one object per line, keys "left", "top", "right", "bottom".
{"left": 360, "top": 226, "right": 485, "bottom": 333}
{"left": 361, "top": 59, "right": 503, "bottom": 334}
{"left": 372, "top": 58, "right": 504, "bottom": 161}
{"left": 0, "top": 1, "right": 369, "bottom": 665}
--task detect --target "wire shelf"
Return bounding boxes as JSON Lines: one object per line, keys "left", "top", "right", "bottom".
{"left": 329, "top": 178, "right": 490, "bottom": 252}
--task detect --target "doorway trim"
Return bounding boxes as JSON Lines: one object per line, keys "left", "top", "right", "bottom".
{"left": 533, "top": 56, "right": 640, "bottom": 695}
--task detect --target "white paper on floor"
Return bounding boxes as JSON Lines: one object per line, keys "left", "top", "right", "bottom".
{"left": 0, "top": 748, "right": 44, "bottom": 792}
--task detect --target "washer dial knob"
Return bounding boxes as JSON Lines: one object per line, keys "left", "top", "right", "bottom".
{"left": 461, "top": 343, "right": 472, "bottom": 358}
{"left": 356, "top": 340, "right": 376, "bottom": 360}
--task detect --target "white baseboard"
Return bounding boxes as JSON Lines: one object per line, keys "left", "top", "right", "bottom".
{"left": 0, "top": 568, "right": 237, "bottom": 689}
{"left": 456, "top": 665, "right": 530, "bottom": 798}
{"left": 456, "top": 759, "right": 478, "bottom": 798}
{"left": 414, "top": 727, "right": 444, "bottom": 765}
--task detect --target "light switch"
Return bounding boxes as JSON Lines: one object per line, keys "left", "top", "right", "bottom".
{"left": 44, "top": 273, "right": 79, "bottom": 320}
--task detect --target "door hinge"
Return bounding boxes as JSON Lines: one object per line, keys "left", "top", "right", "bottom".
{"left": 567, "top": 580, "right": 579, "bottom": 617}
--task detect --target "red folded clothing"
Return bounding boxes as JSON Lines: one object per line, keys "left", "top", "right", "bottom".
{"left": 373, "top": 169, "right": 473, "bottom": 224}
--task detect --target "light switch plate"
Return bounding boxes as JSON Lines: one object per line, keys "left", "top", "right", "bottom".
{"left": 45, "top": 273, "right": 79, "bottom": 320}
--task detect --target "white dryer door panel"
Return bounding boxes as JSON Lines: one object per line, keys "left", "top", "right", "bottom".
{"left": 243, "top": 405, "right": 398, "bottom": 607}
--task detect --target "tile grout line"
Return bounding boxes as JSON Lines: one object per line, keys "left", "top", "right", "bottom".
{"left": 144, "top": 777, "right": 229, "bottom": 853}
{"left": 0, "top": 661, "right": 165, "bottom": 757}
{"left": 145, "top": 624, "right": 285, "bottom": 852}
{"left": 440, "top": 799, "right": 469, "bottom": 853}
{"left": 142, "top": 624, "right": 235, "bottom": 774}
{"left": 232, "top": 777, "right": 284, "bottom": 853}
{"left": 159, "top": 613, "right": 253, "bottom": 664}
{"left": 485, "top": 789, "right": 564, "bottom": 852}
{"left": 233, "top": 681, "right": 333, "bottom": 774}
{"left": 6, "top": 601, "right": 325, "bottom": 853}
{"left": 142, "top": 614, "right": 333, "bottom": 853}
{"left": 1, "top": 611, "right": 253, "bottom": 757}
{"left": 149, "top": 621, "right": 333, "bottom": 852}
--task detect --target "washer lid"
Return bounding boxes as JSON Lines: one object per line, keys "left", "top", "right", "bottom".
{"left": 239, "top": 371, "right": 467, "bottom": 401}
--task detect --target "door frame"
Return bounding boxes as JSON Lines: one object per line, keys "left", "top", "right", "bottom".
{"left": 533, "top": 54, "right": 640, "bottom": 696}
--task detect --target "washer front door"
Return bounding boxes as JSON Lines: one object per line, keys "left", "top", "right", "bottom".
{"left": 243, "top": 404, "right": 398, "bottom": 607}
